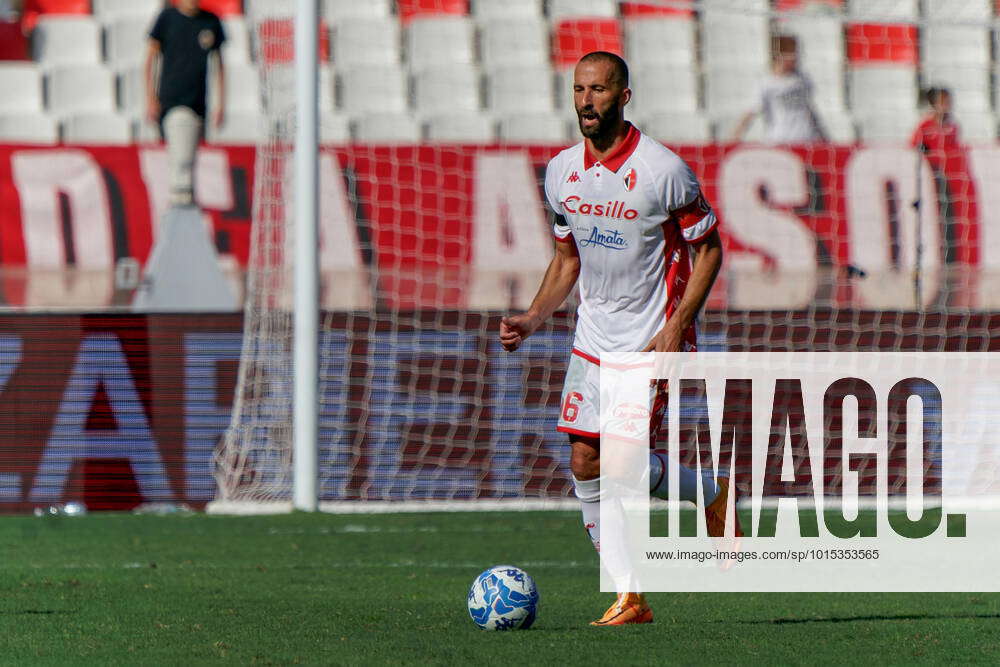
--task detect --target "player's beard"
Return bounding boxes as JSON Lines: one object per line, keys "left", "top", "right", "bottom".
{"left": 576, "top": 100, "right": 620, "bottom": 140}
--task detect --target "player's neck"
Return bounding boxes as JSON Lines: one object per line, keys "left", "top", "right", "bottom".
{"left": 585, "top": 120, "right": 630, "bottom": 161}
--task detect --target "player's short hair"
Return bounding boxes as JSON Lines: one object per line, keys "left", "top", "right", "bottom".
{"left": 771, "top": 34, "right": 798, "bottom": 59}
{"left": 577, "top": 51, "right": 629, "bottom": 89}
{"left": 924, "top": 86, "right": 951, "bottom": 106}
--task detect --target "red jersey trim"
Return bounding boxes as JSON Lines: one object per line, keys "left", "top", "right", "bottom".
{"left": 572, "top": 348, "right": 600, "bottom": 365}
{"left": 583, "top": 122, "right": 641, "bottom": 172}
{"left": 557, "top": 425, "right": 601, "bottom": 439}
{"left": 672, "top": 193, "right": 713, "bottom": 231}
{"left": 554, "top": 231, "right": 575, "bottom": 243}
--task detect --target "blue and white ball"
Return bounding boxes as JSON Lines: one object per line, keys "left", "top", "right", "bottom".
{"left": 467, "top": 565, "right": 539, "bottom": 631}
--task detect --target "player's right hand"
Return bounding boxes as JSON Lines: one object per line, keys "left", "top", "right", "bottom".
{"left": 499, "top": 313, "right": 538, "bottom": 352}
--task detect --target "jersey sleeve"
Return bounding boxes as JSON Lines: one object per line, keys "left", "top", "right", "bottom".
{"left": 662, "top": 158, "right": 718, "bottom": 244}
{"left": 149, "top": 10, "right": 166, "bottom": 41}
{"left": 214, "top": 17, "right": 227, "bottom": 50}
{"left": 544, "top": 158, "right": 573, "bottom": 242}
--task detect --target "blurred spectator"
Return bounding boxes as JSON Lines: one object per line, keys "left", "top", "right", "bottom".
{"left": 146, "top": 0, "right": 225, "bottom": 206}
{"left": 732, "top": 34, "right": 825, "bottom": 144}
{"left": 0, "top": 0, "right": 20, "bottom": 20}
{"left": 911, "top": 87, "right": 978, "bottom": 264}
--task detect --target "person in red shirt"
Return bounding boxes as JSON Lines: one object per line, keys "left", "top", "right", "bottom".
{"left": 910, "top": 87, "right": 978, "bottom": 265}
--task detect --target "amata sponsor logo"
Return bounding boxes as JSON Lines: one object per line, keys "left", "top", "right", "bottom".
{"left": 562, "top": 195, "right": 639, "bottom": 220}
{"left": 580, "top": 226, "right": 628, "bottom": 250}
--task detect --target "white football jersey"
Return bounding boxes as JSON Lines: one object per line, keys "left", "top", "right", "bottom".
{"left": 544, "top": 123, "right": 718, "bottom": 359}
{"left": 760, "top": 72, "right": 822, "bottom": 144}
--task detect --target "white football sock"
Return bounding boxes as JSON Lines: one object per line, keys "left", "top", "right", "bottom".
{"left": 573, "top": 475, "right": 602, "bottom": 553}
{"left": 649, "top": 452, "right": 720, "bottom": 505}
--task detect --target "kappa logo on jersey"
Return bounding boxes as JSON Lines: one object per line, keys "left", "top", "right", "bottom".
{"left": 561, "top": 196, "right": 639, "bottom": 220}
{"left": 623, "top": 168, "right": 637, "bottom": 192}
{"left": 567, "top": 171, "right": 581, "bottom": 183}
{"left": 580, "top": 226, "right": 628, "bottom": 250}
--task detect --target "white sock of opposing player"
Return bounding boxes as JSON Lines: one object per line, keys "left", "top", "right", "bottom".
{"left": 648, "top": 452, "right": 720, "bottom": 505}
{"left": 573, "top": 476, "right": 602, "bottom": 552}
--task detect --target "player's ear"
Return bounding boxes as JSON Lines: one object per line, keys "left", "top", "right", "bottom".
{"left": 620, "top": 87, "right": 632, "bottom": 107}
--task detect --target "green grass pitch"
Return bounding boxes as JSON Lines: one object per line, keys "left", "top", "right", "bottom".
{"left": 3, "top": 510, "right": 1000, "bottom": 664}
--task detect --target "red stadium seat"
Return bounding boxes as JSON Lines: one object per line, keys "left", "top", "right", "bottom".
{"left": 20, "top": 0, "right": 89, "bottom": 34}
{"left": 553, "top": 18, "right": 623, "bottom": 70}
{"left": 0, "top": 21, "right": 29, "bottom": 60}
{"left": 775, "top": 0, "right": 843, "bottom": 10}
{"left": 257, "top": 18, "right": 330, "bottom": 64}
{"left": 620, "top": 2, "right": 693, "bottom": 18}
{"left": 398, "top": 0, "right": 468, "bottom": 24}
{"left": 846, "top": 22, "right": 918, "bottom": 64}
{"left": 193, "top": 0, "right": 243, "bottom": 16}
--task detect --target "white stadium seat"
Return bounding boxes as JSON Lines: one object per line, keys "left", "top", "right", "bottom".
{"left": 471, "top": 0, "right": 542, "bottom": 19}
{"left": 322, "top": 0, "right": 392, "bottom": 20}
{"left": 133, "top": 116, "right": 159, "bottom": 142}
{"left": 849, "top": 66, "right": 918, "bottom": 113}
{"left": 105, "top": 17, "right": 151, "bottom": 70}
{"left": 339, "top": 65, "right": 408, "bottom": 114}
{"left": 263, "top": 65, "right": 335, "bottom": 113}
{"left": 856, "top": 110, "right": 919, "bottom": 142}
{"left": 779, "top": 15, "right": 844, "bottom": 67}
{"left": 498, "top": 113, "right": 570, "bottom": 143}
{"left": 406, "top": 17, "right": 475, "bottom": 73}
{"left": 0, "top": 64, "right": 43, "bottom": 113}
{"left": 628, "top": 66, "right": 699, "bottom": 116}
{"left": 636, "top": 113, "right": 712, "bottom": 144}
{"left": 243, "top": 0, "right": 291, "bottom": 19}
{"left": 221, "top": 17, "right": 251, "bottom": 65}
{"left": 481, "top": 19, "right": 549, "bottom": 71}
{"left": 354, "top": 113, "right": 422, "bottom": 142}
{"left": 713, "top": 114, "right": 765, "bottom": 142}
{"left": 488, "top": 67, "right": 555, "bottom": 113}
{"left": 414, "top": 66, "right": 481, "bottom": 114}
{"left": 701, "top": 11, "right": 770, "bottom": 70}
{"left": 953, "top": 112, "right": 997, "bottom": 142}
{"left": 814, "top": 109, "right": 857, "bottom": 143}
{"left": 425, "top": 113, "right": 496, "bottom": 142}
{"left": 846, "top": 0, "right": 918, "bottom": 20}
{"left": 320, "top": 113, "right": 351, "bottom": 143}
{"left": 548, "top": 0, "right": 617, "bottom": 20}
{"left": 332, "top": 17, "right": 401, "bottom": 67}
{"left": 704, "top": 67, "right": 767, "bottom": 116}
{"left": 806, "top": 67, "right": 847, "bottom": 111}
{"left": 214, "top": 64, "right": 262, "bottom": 113}
{"left": 0, "top": 114, "right": 59, "bottom": 144}
{"left": 93, "top": 0, "right": 161, "bottom": 23}
{"left": 922, "top": 26, "right": 990, "bottom": 69}
{"left": 923, "top": 65, "right": 991, "bottom": 113}
{"left": 624, "top": 18, "right": 696, "bottom": 68}
{"left": 62, "top": 113, "right": 133, "bottom": 144}
{"left": 206, "top": 111, "right": 261, "bottom": 144}
{"left": 48, "top": 65, "right": 117, "bottom": 116}
{"left": 924, "top": 0, "right": 992, "bottom": 21}
{"left": 117, "top": 67, "right": 147, "bottom": 114}
{"left": 33, "top": 17, "right": 102, "bottom": 67}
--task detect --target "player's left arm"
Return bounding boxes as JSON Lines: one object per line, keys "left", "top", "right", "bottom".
{"left": 643, "top": 228, "right": 722, "bottom": 353}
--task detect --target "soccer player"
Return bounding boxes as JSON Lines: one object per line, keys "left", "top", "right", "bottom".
{"left": 499, "top": 52, "right": 740, "bottom": 626}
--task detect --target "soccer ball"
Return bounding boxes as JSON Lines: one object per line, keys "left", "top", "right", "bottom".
{"left": 467, "top": 565, "right": 539, "bottom": 631}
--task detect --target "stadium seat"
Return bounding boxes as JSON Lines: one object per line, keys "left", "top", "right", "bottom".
{"left": 199, "top": 0, "right": 244, "bottom": 17}
{"left": 849, "top": 66, "right": 918, "bottom": 113}
{"left": 620, "top": 1, "right": 695, "bottom": 18}
{"left": 93, "top": 0, "right": 161, "bottom": 23}
{"left": 105, "top": 17, "right": 151, "bottom": 70}
{"left": 481, "top": 18, "right": 549, "bottom": 71}
{"left": 263, "top": 65, "right": 335, "bottom": 112}
{"left": 0, "top": 64, "right": 44, "bottom": 113}
{"left": 322, "top": 0, "right": 392, "bottom": 20}
{"left": 846, "top": 0, "right": 918, "bottom": 20}
{"left": 806, "top": 66, "right": 847, "bottom": 111}
{"left": 923, "top": 65, "right": 991, "bottom": 113}
{"left": 0, "top": 113, "right": 59, "bottom": 144}
{"left": 713, "top": 113, "right": 765, "bottom": 142}
{"left": 332, "top": 17, "right": 401, "bottom": 67}
{"left": 628, "top": 65, "right": 699, "bottom": 115}
{"left": 425, "top": 113, "right": 495, "bottom": 142}
{"left": 414, "top": 66, "right": 481, "bottom": 114}
{"left": 856, "top": 110, "right": 918, "bottom": 142}
{"left": 242, "top": 0, "right": 290, "bottom": 19}
{"left": 398, "top": 0, "right": 468, "bottom": 24}
{"left": 132, "top": 116, "right": 159, "bottom": 142}
{"left": 320, "top": 112, "right": 351, "bottom": 143}
{"left": 487, "top": 66, "right": 555, "bottom": 113}
{"left": 48, "top": 65, "right": 117, "bottom": 116}
{"left": 700, "top": 10, "right": 769, "bottom": 70}
{"left": 339, "top": 65, "right": 408, "bottom": 114}
{"left": 117, "top": 67, "right": 147, "bottom": 114}
{"left": 221, "top": 17, "right": 251, "bottom": 64}
{"left": 624, "top": 17, "right": 696, "bottom": 68}
{"left": 924, "top": 0, "right": 992, "bottom": 21}
{"left": 554, "top": 68, "right": 575, "bottom": 109}
{"left": 406, "top": 16, "right": 475, "bottom": 72}
{"left": 471, "top": 0, "right": 541, "bottom": 19}
{"left": 552, "top": 18, "right": 624, "bottom": 70}
{"left": 498, "top": 113, "right": 570, "bottom": 143}
{"left": 32, "top": 16, "right": 102, "bottom": 67}
{"left": 0, "top": 20, "right": 29, "bottom": 60}
{"left": 214, "top": 63, "right": 261, "bottom": 113}
{"left": 548, "top": 0, "right": 617, "bottom": 21}
{"left": 704, "top": 66, "right": 768, "bottom": 116}
{"left": 207, "top": 111, "right": 261, "bottom": 144}
{"left": 354, "top": 113, "right": 422, "bottom": 142}
{"left": 953, "top": 112, "right": 997, "bottom": 142}
{"left": 922, "top": 25, "right": 990, "bottom": 69}
{"left": 814, "top": 109, "right": 856, "bottom": 142}
{"left": 779, "top": 14, "right": 844, "bottom": 67}
{"left": 636, "top": 112, "right": 711, "bottom": 143}
{"left": 775, "top": 0, "right": 844, "bottom": 11}
{"left": 20, "top": 0, "right": 89, "bottom": 35}
{"left": 62, "top": 113, "right": 133, "bottom": 144}
{"left": 256, "top": 18, "right": 330, "bottom": 64}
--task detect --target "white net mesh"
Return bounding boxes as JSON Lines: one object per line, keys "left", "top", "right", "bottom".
{"left": 214, "top": 0, "right": 998, "bottom": 508}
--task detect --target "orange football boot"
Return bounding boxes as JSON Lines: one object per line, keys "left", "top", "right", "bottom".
{"left": 705, "top": 477, "right": 743, "bottom": 538}
{"left": 590, "top": 593, "right": 654, "bottom": 626}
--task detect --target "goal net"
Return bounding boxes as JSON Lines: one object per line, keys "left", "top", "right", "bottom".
{"left": 211, "top": 0, "right": 998, "bottom": 513}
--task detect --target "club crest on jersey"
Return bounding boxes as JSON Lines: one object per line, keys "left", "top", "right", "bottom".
{"left": 567, "top": 171, "right": 580, "bottom": 183}
{"left": 623, "top": 168, "right": 637, "bottom": 192}
{"left": 561, "top": 196, "right": 638, "bottom": 220}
